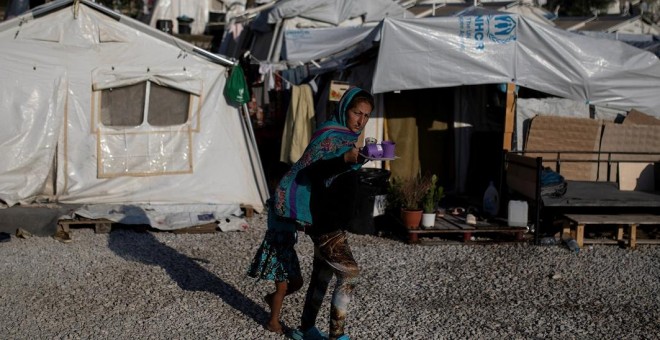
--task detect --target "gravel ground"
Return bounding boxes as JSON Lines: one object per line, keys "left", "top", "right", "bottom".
{"left": 1, "top": 214, "right": 659, "bottom": 340}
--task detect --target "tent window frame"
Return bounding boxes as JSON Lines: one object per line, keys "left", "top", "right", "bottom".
{"left": 96, "top": 80, "right": 198, "bottom": 130}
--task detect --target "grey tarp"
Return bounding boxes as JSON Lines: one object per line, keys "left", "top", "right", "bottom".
{"left": 283, "top": 25, "right": 378, "bottom": 63}
{"left": 267, "top": 0, "right": 411, "bottom": 25}
{"left": 372, "top": 13, "right": 660, "bottom": 116}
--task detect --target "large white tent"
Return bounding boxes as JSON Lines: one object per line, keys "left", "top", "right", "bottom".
{"left": 372, "top": 12, "right": 660, "bottom": 116}
{"left": 0, "top": 0, "right": 267, "bottom": 229}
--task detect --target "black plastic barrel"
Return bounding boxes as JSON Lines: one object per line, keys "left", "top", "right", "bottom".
{"left": 177, "top": 16, "right": 194, "bottom": 35}
{"left": 347, "top": 168, "right": 391, "bottom": 235}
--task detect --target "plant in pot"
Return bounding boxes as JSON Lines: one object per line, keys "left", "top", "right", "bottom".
{"left": 389, "top": 175, "right": 432, "bottom": 229}
{"left": 421, "top": 175, "right": 444, "bottom": 228}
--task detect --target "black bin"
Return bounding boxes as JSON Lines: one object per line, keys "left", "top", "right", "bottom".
{"left": 347, "top": 168, "right": 391, "bottom": 235}
{"left": 177, "top": 16, "right": 194, "bottom": 35}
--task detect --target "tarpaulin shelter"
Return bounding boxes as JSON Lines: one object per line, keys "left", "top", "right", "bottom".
{"left": 221, "top": 0, "right": 411, "bottom": 62}
{"left": 216, "top": 0, "right": 412, "bottom": 179}
{"left": 373, "top": 12, "right": 660, "bottom": 116}
{"left": 0, "top": 0, "right": 268, "bottom": 229}
{"left": 371, "top": 10, "right": 660, "bottom": 193}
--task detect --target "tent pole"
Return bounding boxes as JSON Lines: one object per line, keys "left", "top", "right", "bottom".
{"left": 240, "top": 103, "right": 270, "bottom": 205}
{"left": 383, "top": 100, "right": 391, "bottom": 172}
{"left": 267, "top": 20, "right": 282, "bottom": 62}
{"left": 503, "top": 83, "right": 516, "bottom": 151}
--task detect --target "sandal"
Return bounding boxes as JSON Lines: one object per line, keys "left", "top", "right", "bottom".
{"left": 290, "top": 326, "right": 327, "bottom": 340}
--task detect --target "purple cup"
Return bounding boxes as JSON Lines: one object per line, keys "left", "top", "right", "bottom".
{"left": 362, "top": 144, "right": 384, "bottom": 158}
{"left": 381, "top": 140, "right": 396, "bottom": 158}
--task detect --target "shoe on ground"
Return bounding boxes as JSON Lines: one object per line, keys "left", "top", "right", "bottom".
{"left": 16, "top": 228, "right": 32, "bottom": 239}
{"left": 0, "top": 232, "right": 10, "bottom": 243}
{"left": 335, "top": 335, "right": 350, "bottom": 340}
{"left": 53, "top": 230, "right": 72, "bottom": 243}
{"left": 290, "top": 326, "right": 327, "bottom": 340}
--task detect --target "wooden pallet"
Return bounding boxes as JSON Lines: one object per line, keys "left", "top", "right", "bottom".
{"left": 240, "top": 204, "right": 254, "bottom": 218}
{"left": 404, "top": 214, "right": 527, "bottom": 244}
{"left": 58, "top": 218, "right": 114, "bottom": 234}
{"left": 171, "top": 223, "right": 218, "bottom": 234}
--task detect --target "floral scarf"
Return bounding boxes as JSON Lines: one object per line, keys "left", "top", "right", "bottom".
{"left": 274, "top": 87, "right": 368, "bottom": 225}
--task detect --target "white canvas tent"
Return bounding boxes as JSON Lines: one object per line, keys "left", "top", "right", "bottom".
{"left": 0, "top": 0, "right": 267, "bottom": 229}
{"left": 372, "top": 12, "right": 660, "bottom": 116}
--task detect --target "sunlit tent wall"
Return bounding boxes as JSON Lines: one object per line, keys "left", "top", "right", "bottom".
{"left": 0, "top": 0, "right": 268, "bottom": 229}
{"left": 372, "top": 10, "right": 660, "bottom": 195}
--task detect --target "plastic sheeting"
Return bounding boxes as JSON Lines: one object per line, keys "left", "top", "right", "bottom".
{"left": 283, "top": 25, "right": 376, "bottom": 63}
{"left": 266, "top": 0, "right": 411, "bottom": 26}
{"left": 74, "top": 203, "right": 247, "bottom": 231}
{"left": 372, "top": 14, "right": 660, "bottom": 117}
{"left": 0, "top": 2, "right": 265, "bottom": 218}
{"left": 0, "top": 66, "right": 67, "bottom": 206}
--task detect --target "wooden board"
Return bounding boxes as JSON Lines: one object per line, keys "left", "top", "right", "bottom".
{"left": 618, "top": 162, "right": 655, "bottom": 191}
{"left": 525, "top": 116, "right": 602, "bottom": 181}
{"left": 564, "top": 214, "right": 660, "bottom": 225}
{"left": 505, "top": 153, "right": 540, "bottom": 201}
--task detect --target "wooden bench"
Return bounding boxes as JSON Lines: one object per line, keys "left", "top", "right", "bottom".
{"left": 562, "top": 214, "right": 660, "bottom": 249}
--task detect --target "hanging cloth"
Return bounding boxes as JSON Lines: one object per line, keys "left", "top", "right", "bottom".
{"left": 280, "top": 84, "right": 316, "bottom": 164}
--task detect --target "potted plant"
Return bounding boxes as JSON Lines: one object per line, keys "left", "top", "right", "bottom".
{"left": 389, "top": 174, "right": 432, "bottom": 229}
{"left": 421, "top": 175, "right": 444, "bottom": 228}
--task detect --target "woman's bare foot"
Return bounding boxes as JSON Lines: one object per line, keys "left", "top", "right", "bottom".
{"left": 263, "top": 294, "right": 283, "bottom": 334}
{"left": 265, "top": 320, "right": 283, "bottom": 334}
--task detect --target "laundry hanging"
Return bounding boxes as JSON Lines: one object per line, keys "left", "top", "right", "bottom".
{"left": 280, "top": 84, "right": 316, "bottom": 164}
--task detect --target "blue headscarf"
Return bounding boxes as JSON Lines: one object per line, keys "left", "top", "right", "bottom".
{"left": 274, "top": 87, "right": 372, "bottom": 225}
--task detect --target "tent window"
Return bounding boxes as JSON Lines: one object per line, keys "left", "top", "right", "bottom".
{"left": 100, "top": 82, "right": 146, "bottom": 126}
{"left": 147, "top": 83, "right": 190, "bottom": 126}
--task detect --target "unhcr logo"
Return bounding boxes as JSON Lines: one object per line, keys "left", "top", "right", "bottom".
{"left": 459, "top": 14, "right": 516, "bottom": 51}
{"left": 487, "top": 15, "right": 517, "bottom": 44}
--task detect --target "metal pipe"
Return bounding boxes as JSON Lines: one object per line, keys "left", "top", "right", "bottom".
{"left": 240, "top": 103, "right": 270, "bottom": 205}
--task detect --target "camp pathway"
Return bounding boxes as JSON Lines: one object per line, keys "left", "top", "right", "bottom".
{"left": 0, "top": 215, "right": 658, "bottom": 339}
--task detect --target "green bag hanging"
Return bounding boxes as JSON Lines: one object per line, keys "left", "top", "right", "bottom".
{"left": 224, "top": 65, "right": 250, "bottom": 105}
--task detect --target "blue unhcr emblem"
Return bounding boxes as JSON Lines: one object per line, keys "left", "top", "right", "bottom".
{"left": 487, "top": 15, "right": 517, "bottom": 44}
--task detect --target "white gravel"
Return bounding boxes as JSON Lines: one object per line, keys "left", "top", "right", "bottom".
{"left": 1, "top": 214, "right": 659, "bottom": 339}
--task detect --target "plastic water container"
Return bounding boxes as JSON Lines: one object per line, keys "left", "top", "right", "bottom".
{"left": 482, "top": 181, "right": 500, "bottom": 217}
{"left": 507, "top": 200, "right": 528, "bottom": 227}
{"left": 564, "top": 238, "right": 580, "bottom": 253}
